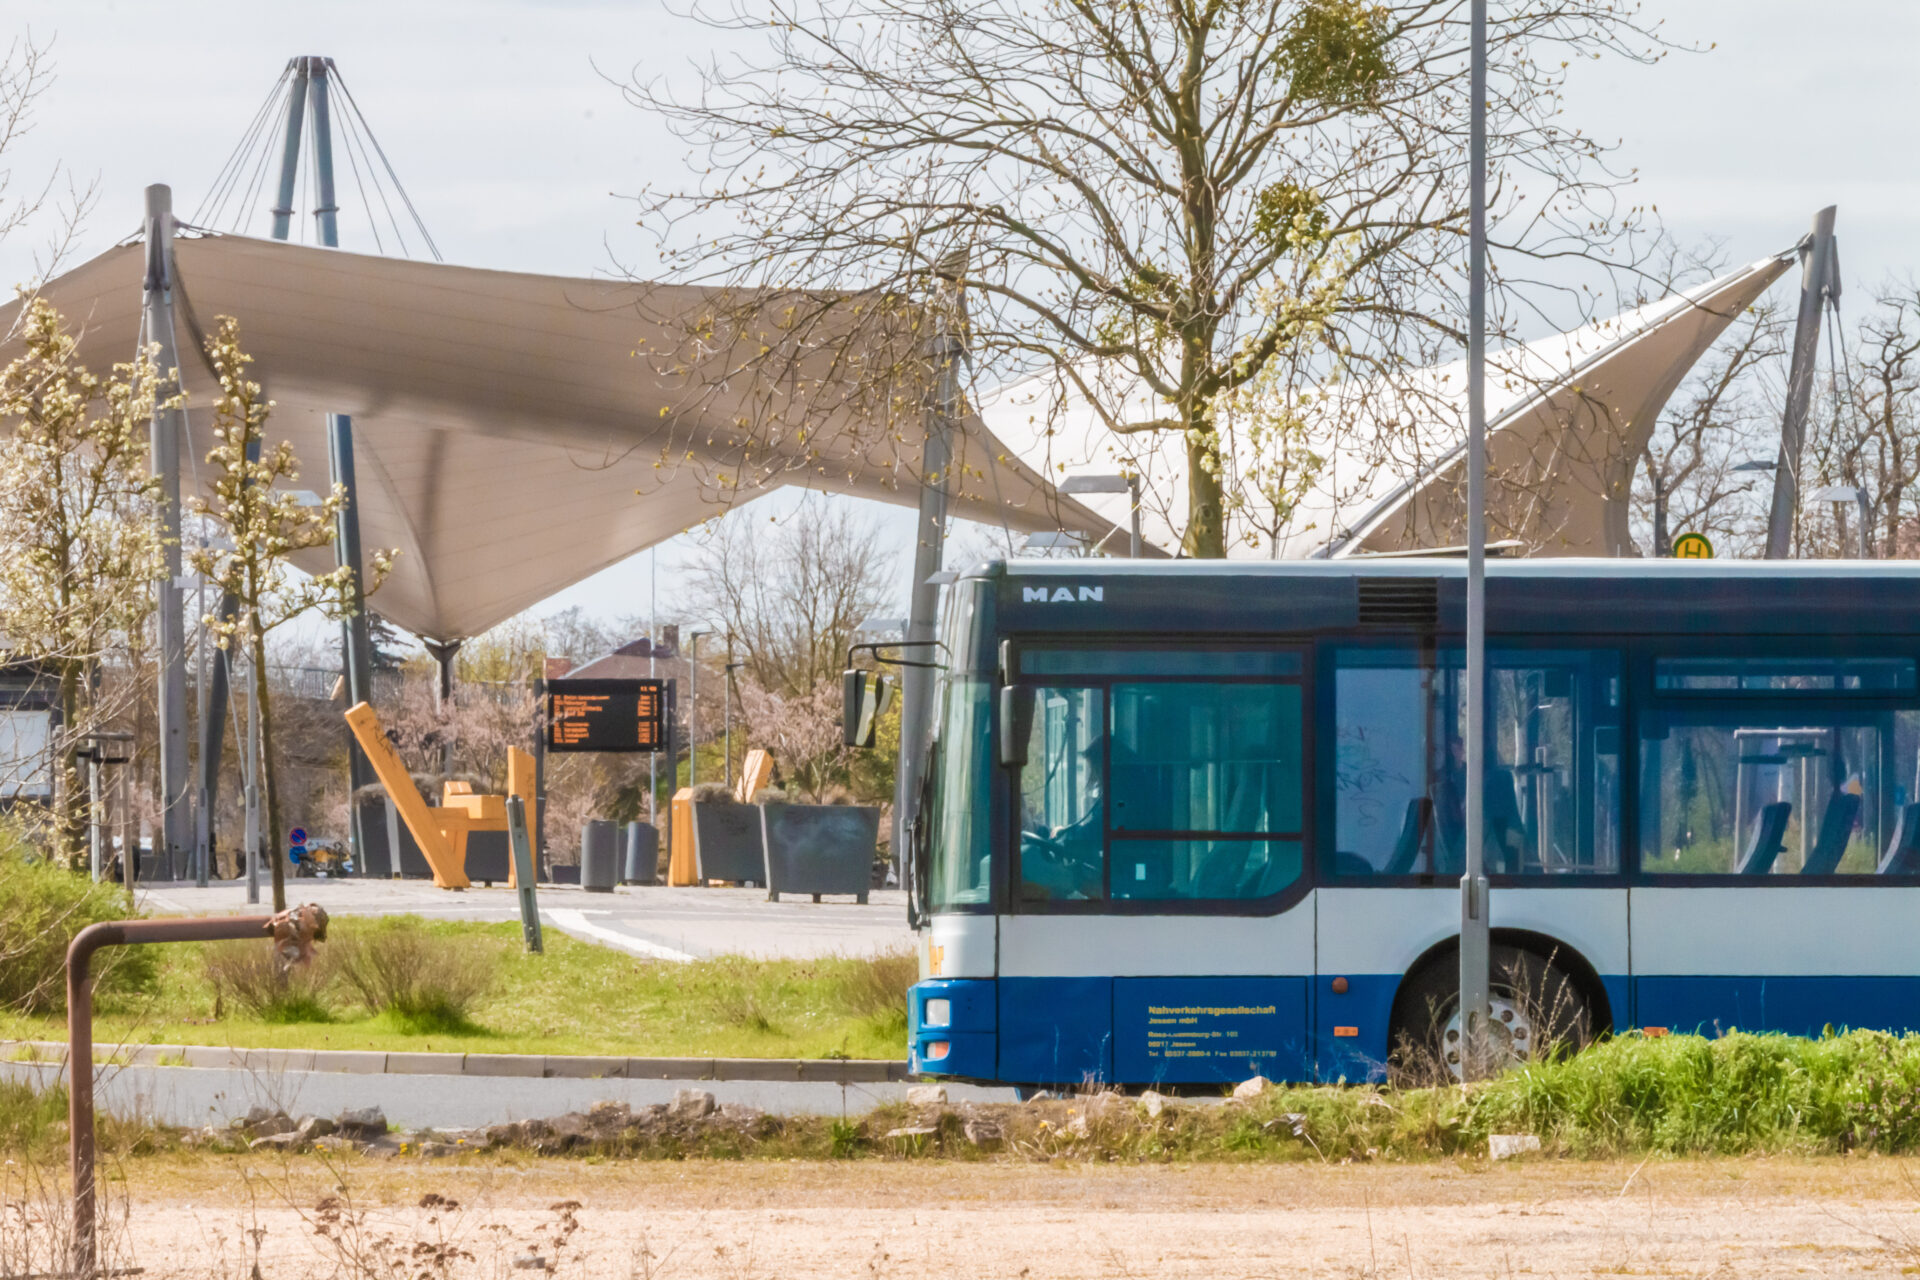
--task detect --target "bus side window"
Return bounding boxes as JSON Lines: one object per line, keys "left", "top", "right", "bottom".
{"left": 1332, "top": 648, "right": 1620, "bottom": 877}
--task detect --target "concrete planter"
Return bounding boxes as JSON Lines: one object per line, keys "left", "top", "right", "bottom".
{"left": 690, "top": 801, "right": 765, "bottom": 884}
{"left": 759, "top": 803, "right": 878, "bottom": 903}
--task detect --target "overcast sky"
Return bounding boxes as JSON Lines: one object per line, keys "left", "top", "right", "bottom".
{"left": 3, "top": 0, "right": 1914, "bottom": 641}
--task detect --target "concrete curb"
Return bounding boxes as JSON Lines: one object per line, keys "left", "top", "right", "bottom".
{"left": 5, "top": 1040, "right": 908, "bottom": 1083}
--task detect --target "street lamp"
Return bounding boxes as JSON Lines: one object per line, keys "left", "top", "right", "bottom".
{"left": 1059, "top": 474, "right": 1142, "bottom": 558}
{"left": 686, "top": 628, "right": 713, "bottom": 790}
{"left": 724, "top": 653, "right": 745, "bottom": 790}
{"left": 1809, "top": 484, "right": 1872, "bottom": 558}
{"left": 1459, "top": 0, "right": 1493, "bottom": 1082}
{"left": 1019, "top": 530, "right": 1091, "bottom": 556}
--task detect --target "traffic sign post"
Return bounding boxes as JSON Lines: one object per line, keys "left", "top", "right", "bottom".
{"left": 506, "top": 795, "right": 543, "bottom": 954}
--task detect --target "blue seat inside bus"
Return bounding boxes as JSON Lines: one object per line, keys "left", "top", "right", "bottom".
{"left": 1383, "top": 797, "right": 1433, "bottom": 875}
{"left": 1736, "top": 801, "right": 1793, "bottom": 875}
{"left": 1801, "top": 791, "right": 1862, "bottom": 875}
{"left": 1880, "top": 804, "right": 1920, "bottom": 874}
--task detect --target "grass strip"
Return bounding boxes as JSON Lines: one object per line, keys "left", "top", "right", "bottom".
{"left": 0, "top": 915, "right": 914, "bottom": 1062}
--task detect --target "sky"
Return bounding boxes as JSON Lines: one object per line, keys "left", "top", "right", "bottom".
{"left": 1, "top": 0, "right": 1914, "bottom": 648}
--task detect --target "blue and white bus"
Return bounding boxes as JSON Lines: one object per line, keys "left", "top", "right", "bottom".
{"left": 892, "top": 559, "right": 1920, "bottom": 1088}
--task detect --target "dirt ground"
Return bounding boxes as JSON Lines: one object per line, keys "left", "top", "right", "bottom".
{"left": 71, "top": 1155, "right": 1920, "bottom": 1278}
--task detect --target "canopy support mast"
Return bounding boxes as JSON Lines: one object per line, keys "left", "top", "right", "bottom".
{"left": 894, "top": 275, "right": 960, "bottom": 886}
{"left": 144, "top": 185, "right": 194, "bottom": 874}
{"left": 1764, "top": 205, "right": 1839, "bottom": 559}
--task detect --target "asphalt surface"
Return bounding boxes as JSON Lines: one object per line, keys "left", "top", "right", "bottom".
{"left": 136, "top": 879, "right": 914, "bottom": 961}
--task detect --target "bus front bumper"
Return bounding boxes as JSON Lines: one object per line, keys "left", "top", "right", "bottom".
{"left": 909, "top": 979, "right": 996, "bottom": 1079}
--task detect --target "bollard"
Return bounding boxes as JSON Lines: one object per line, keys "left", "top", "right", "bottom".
{"left": 67, "top": 907, "right": 327, "bottom": 1279}
{"left": 506, "top": 795, "right": 543, "bottom": 954}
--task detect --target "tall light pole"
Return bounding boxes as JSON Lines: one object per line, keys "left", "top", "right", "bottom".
{"left": 686, "top": 628, "right": 712, "bottom": 790}
{"left": 1458, "top": 0, "right": 1493, "bottom": 1081}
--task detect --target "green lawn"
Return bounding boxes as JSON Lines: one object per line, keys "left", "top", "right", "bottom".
{"left": 1, "top": 916, "right": 914, "bottom": 1061}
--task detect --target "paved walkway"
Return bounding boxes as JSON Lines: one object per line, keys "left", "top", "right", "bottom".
{"left": 1, "top": 1060, "right": 1012, "bottom": 1127}
{"left": 137, "top": 880, "right": 913, "bottom": 960}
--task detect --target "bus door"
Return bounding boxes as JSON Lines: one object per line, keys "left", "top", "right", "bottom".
{"left": 996, "top": 645, "right": 1315, "bottom": 1086}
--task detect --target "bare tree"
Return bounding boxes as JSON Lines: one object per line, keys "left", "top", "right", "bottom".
{"left": 1804, "top": 283, "right": 1920, "bottom": 558}
{"left": 1633, "top": 299, "right": 1784, "bottom": 558}
{"left": 631, "top": 0, "right": 1675, "bottom": 556}
{"left": 685, "top": 501, "right": 897, "bottom": 698}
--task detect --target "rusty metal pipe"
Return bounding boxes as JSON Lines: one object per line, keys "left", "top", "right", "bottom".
{"left": 67, "top": 915, "right": 280, "bottom": 1279}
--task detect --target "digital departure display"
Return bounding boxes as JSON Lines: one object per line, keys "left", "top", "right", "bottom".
{"left": 545, "top": 678, "right": 666, "bottom": 753}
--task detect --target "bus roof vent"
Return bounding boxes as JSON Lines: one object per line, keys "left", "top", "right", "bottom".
{"left": 1357, "top": 577, "right": 1439, "bottom": 630}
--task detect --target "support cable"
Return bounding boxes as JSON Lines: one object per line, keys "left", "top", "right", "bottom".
{"left": 332, "top": 69, "right": 443, "bottom": 261}
{"left": 192, "top": 69, "right": 290, "bottom": 229}
{"left": 336, "top": 93, "right": 404, "bottom": 257}
{"left": 334, "top": 94, "right": 387, "bottom": 256}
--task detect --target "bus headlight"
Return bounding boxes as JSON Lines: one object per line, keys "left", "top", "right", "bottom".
{"left": 925, "top": 1040, "right": 951, "bottom": 1062}
{"left": 924, "top": 997, "right": 951, "bottom": 1028}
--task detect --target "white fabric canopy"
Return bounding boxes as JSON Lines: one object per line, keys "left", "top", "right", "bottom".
{"left": 1, "top": 233, "right": 1112, "bottom": 640}
{"left": 980, "top": 253, "right": 1793, "bottom": 558}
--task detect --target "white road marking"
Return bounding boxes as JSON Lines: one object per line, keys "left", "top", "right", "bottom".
{"left": 545, "top": 908, "right": 697, "bottom": 963}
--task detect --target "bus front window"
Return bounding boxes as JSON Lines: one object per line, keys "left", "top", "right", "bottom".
{"left": 928, "top": 679, "right": 993, "bottom": 908}
{"left": 1017, "top": 687, "right": 1106, "bottom": 902}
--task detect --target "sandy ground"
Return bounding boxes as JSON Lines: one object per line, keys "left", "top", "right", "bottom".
{"left": 43, "top": 1155, "right": 1920, "bottom": 1278}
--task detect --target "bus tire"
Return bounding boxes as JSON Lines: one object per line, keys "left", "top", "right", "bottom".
{"left": 1389, "top": 942, "right": 1594, "bottom": 1083}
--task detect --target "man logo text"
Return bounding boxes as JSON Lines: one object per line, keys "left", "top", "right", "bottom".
{"left": 1023, "top": 586, "right": 1103, "bottom": 603}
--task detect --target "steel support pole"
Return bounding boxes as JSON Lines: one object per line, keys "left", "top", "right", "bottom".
{"left": 245, "top": 652, "right": 262, "bottom": 904}
{"left": 328, "top": 414, "right": 375, "bottom": 868}
{"left": 892, "top": 294, "right": 959, "bottom": 878}
{"left": 688, "top": 634, "right": 702, "bottom": 791}
{"left": 144, "top": 185, "right": 194, "bottom": 876}
{"left": 202, "top": 58, "right": 314, "bottom": 864}
{"left": 1128, "top": 476, "right": 1142, "bottom": 559}
{"left": 306, "top": 59, "right": 376, "bottom": 872}
{"left": 1765, "top": 205, "right": 1839, "bottom": 560}
{"left": 307, "top": 59, "right": 341, "bottom": 247}
{"left": 267, "top": 60, "right": 311, "bottom": 241}
{"left": 1458, "top": 0, "right": 1493, "bottom": 1082}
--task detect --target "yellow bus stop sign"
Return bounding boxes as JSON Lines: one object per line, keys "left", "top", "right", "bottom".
{"left": 1672, "top": 532, "right": 1714, "bottom": 560}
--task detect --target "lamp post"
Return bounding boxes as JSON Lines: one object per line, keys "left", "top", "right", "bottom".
{"left": 724, "top": 655, "right": 745, "bottom": 791}
{"left": 1458, "top": 0, "right": 1493, "bottom": 1082}
{"left": 1809, "top": 484, "right": 1872, "bottom": 558}
{"left": 686, "top": 628, "right": 712, "bottom": 791}
{"left": 1059, "top": 474, "right": 1142, "bottom": 558}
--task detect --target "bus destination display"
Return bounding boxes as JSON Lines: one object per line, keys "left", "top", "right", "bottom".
{"left": 546, "top": 678, "right": 665, "bottom": 753}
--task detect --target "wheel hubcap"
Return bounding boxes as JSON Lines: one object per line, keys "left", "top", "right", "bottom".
{"left": 1441, "top": 995, "right": 1531, "bottom": 1080}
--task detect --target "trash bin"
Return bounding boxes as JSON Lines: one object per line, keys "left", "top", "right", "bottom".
{"left": 580, "top": 819, "right": 618, "bottom": 893}
{"left": 624, "top": 821, "right": 660, "bottom": 885}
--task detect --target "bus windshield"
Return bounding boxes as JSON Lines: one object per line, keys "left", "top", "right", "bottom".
{"left": 928, "top": 677, "right": 993, "bottom": 906}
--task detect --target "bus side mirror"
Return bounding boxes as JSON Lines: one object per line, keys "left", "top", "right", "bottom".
{"left": 842, "top": 670, "right": 894, "bottom": 748}
{"left": 999, "top": 685, "right": 1033, "bottom": 768}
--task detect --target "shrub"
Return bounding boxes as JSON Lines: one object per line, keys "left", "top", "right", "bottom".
{"left": 833, "top": 948, "right": 916, "bottom": 1035}
{"left": 203, "top": 940, "right": 332, "bottom": 1023}
{"left": 328, "top": 917, "right": 499, "bottom": 1033}
{"left": 0, "top": 834, "right": 153, "bottom": 1014}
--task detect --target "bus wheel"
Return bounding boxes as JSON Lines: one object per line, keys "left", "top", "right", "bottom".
{"left": 1390, "top": 944, "right": 1593, "bottom": 1084}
